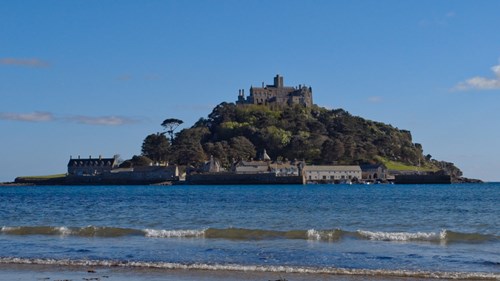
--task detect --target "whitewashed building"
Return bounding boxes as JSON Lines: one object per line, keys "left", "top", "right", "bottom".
{"left": 303, "top": 165, "right": 362, "bottom": 183}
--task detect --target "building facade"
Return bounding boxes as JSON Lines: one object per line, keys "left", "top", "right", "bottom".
{"left": 360, "top": 164, "right": 388, "bottom": 181}
{"left": 67, "top": 155, "right": 118, "bottom": 176}
{"left": 237, "top": 75, "right": 313, "bottom": 107}
{"left": 303, "top": 165, "right": 362, "bottom": 183}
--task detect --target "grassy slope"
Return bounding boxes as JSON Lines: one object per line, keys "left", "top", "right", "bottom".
{"left": 375, "top": 156, "right": 438, "bottom": 172}
{"left": 16, "top": 174, "right": 67, "bottom": 180}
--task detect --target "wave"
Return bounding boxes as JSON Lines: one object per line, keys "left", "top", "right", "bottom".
{"left": 144, "top": 228, "right": 205, "bottom": 238}
{"left": 356, "top": 230, "right": 499, "bottom": 243}
{"left": 0, "top": 226, "right": 144, "bottom": 237}
{"left": 1, "top": 226, "right": 497, "bottom": 243}
{"left": 0, "top": 257, "right": 497, "bottom": 280}
{"left": 0, "top": 226, "right": 343, "bottom": 240}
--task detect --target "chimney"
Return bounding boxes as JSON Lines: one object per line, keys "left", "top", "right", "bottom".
{"left": 99, "top": 155, "right": 102, "bottom": 160}
{"left": 89, "top": 155, "right": 91, "bottom": 159}
{"left": 78, "top": 155, "right": 80, "bottom": 159}
{"left": 70, "top": 155, "right": 72, "bottom": 160}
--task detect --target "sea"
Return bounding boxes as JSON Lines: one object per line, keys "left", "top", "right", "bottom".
{"left": 0, "top": 183, "right": 498, "bottom": 280}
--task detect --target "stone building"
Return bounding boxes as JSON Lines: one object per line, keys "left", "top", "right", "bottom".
{"left": 67, "top": 155, "right": 118, "bottom": 176}
{"left": 237, "top": 75, "right": 313, "bottom": 107}
{"left": 360, "top": 164, "right": 388, "bottom": 181}
{"left": 303, "top": 165, "right": 362, "bottom": 183}
{"left": 232, "top": 160, "right": 270, "bottom": 174}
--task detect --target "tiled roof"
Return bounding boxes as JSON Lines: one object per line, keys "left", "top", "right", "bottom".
{"left": 67, "top": 158, "right": 116, "bottom": 167}
{"left": 304, "top": 165, "right": 361, "bottom": 172}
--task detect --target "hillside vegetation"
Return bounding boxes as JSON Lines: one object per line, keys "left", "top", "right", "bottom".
{"left": 143, "top": 102, "right": 462, "bottom": 177}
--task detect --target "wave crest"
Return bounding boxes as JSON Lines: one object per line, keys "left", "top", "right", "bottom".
{"left": 1, "top": 226, "right": 497, "bottom": 243}
{"left": 144, "top": 228, "right": 205, "bottom": 238}
{"left": 357, "top": 229, "right": 498, "bottom": 243}
{"left": 357, "top": 230, "right": 439, "bottom": 242}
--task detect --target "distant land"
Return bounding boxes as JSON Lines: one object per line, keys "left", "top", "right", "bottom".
{"left": 138, "top": 75, "right": 479, "bottom": 183}
{"left": 8, "top": 75, "right": 481, "bottom": 185}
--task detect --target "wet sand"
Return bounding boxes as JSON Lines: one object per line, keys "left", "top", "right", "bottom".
{"left": 0, "top": 263, "right": 445, "bottom": 281}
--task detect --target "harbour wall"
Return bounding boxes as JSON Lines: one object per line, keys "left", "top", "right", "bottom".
{"left": 186, "top": 172, "right": 305, "bottom": 185}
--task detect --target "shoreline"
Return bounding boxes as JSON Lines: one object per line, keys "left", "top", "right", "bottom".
{"left": 0, "top": 182, "right": 33, "bottom": 187}
{"left": 0, "top": 263, "right": 390, "bottom": 281}
{"left": 0, "top": 258, "right": 497, "bottom": 280}
{"left": 0, "top": 263, "right": 493, "bottom": 281}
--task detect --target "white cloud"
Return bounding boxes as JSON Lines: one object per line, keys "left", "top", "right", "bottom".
{"left": 419, "top": 11, "right": 456, "bottom": 27}
{"left": 117, "top": 74, "right": 132, "bottom": 81}
{"left": 0, "top": 112, "right": 54, "bottom": 122}
{"left": 144, "top": 74, "right": 162, "bottom": 81}
{"left": 0, "top": 111, "right": 141, "bottom": 126}
{"left": 454, "top": 63, "right": 500, "bottom": 91}
{"left": 367, "top": 96, "right": 382, "bottom": 103}
{"left": 67, "top": 115, "right": 140, "bottom": 126}
{"left": 0, "top": 58, "right": 50, "bottom": 68}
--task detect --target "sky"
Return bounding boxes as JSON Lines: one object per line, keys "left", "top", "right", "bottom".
{"left": 1, "top": 0, "right": 500, "bottom": 182}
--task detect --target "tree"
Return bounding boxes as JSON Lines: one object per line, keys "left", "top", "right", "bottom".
{"left": 170, "top": 127, "right": 210, "bottom": 165}
{"left": 141, "top": 133, "right": 170, "bottom": 162}
{"left": 228, "top": 136, "right": 256, "bottom": 161}
{"left": 203, "top": 141, "right": 230, "bottom": 167}
{"left": 161, "top": 118, "right": 183, "bottom": 142}
{"left": 321, "top": 138, "right": 344, "bottom": 164}
{"left": 120, "top": 155, "right": 154, "bottom": 168}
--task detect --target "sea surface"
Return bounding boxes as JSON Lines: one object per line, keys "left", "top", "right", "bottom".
{"left": 0, "top": 183, "right": 498, "bottom": 280}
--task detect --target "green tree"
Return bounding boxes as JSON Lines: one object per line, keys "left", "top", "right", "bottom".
{"left": 228, "top": 136, "right": 256, "bottom": 161}
{"left": 161, "top": 118, "right": 183, "bottom": 142}
{"left": 321, "top": 139, "right": 345, "bottom": 164}
{"left": 119, "top": 155, "right": 154, "bottom": 168}
{"left": 203, "top": 141, "right": 230, "bottom": 167}
{"left": 141, "top": 133, "right": 170, "bottom": 163}
{"left": 170, "top": 127, "right": 209, "bottom": 165}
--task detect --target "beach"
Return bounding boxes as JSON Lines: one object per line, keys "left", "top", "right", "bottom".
{"left": 0, "top": 263, "right": 464, "bottom": 281}
{"left": 0, "top": 184, "right": 498, "bottom": 280}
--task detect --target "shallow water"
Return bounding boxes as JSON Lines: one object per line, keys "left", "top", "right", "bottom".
{"left": 0, "top": 183, "right": 498, "bottom": 279}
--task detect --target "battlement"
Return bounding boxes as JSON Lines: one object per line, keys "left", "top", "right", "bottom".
{"left": 237, "top": 75, "right": 313, "bottom": 107}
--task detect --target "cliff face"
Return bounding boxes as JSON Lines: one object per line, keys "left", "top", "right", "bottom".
{"left": 166, "top": 102, "right": 463, "bottom": 177}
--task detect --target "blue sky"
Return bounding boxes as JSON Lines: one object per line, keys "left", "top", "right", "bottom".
{"left": 1, "top": 1, "right": 500, "bottom": 182}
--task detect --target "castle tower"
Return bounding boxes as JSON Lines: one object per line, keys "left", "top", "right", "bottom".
{"left": 273, "top": 74, "right": 284, "bottom": 88}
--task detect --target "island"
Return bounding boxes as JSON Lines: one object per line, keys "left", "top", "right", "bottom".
{"left": 10, "top": 75, "right": 481, "bottom": 186}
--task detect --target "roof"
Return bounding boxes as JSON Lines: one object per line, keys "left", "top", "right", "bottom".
{"left": 304, "top": 165, "right": 361, "bottom": 172}
{"left": 261, "top": 149, "right": 271, "bottom": 161}
{"left": 238, "top": 161, "right": 269, "bottom": 167}
{"left": 271, "top": 163, "right": 298, "bottom": 169}
{"left": 68, "top": 157, "right": 116, "bottom": 167}
{"left": 236, "top": 166, "right": 269, "bottom": 173}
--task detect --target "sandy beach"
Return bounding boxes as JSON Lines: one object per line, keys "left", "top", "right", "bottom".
{"left": 0, "top": 263, "right": 440, "bottom": 281}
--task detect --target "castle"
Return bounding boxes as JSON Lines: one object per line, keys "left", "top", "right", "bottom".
{"left": 236, "top": 75, "right": 313, "bottom": 107}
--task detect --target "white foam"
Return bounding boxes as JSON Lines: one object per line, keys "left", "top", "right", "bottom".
{"left": 439, "top": 229, "right": 448, "bottom": 240}
{"left": 143, "top": 228, "right": 206, "bottom": 238}
{"left": 357, "top": 230, "right": 439, "bottom": 241}
{"left": 307, "top": 229, "right": 342, "bottom": 241}
{"left": 0, "top": 257, "right": 497, "bottom": 280}
{"left": 306, "top": 229, "right": 321, "bottom": 240}
{"left": 1, "top": 226, "right": 17, "bottom": 232}
{"left": 55, "top": 226, "right": 72, "bottom": 236}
